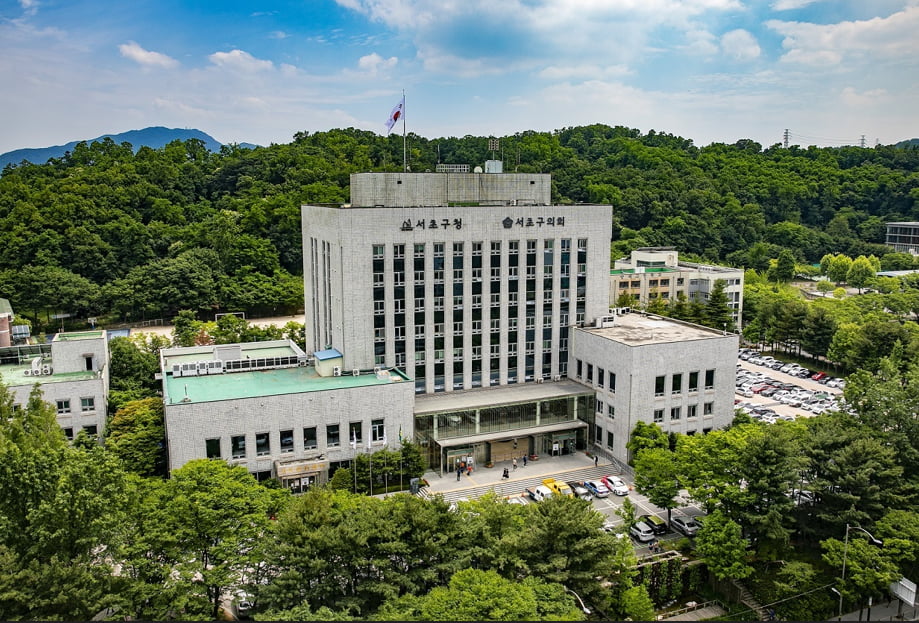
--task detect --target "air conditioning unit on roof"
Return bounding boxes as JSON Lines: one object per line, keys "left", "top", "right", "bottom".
{"left": 352, "top": 368, "right": 360, "bottom": 376}
{"left": 333, "top": 366, "right": 342, "bottom": 377}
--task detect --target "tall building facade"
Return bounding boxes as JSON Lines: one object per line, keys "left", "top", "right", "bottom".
{"left": 302, "top": 173, "right": 612, "bottom": 395}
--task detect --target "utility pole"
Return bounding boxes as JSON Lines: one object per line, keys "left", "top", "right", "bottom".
{"left": 783, "top": 129, "right": 790, "bottom": 149}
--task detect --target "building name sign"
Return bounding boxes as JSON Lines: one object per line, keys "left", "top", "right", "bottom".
{"left": 397, "top": 215, "right": 567, "bottom": 232}
{"left": 503, "top": 216, "right": 565, "bottom": 228}
{"left": 401, "top": 218, "right": 463, "bottom": 231}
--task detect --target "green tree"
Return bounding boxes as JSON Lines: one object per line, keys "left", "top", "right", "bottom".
{"left": 105, "top": 397, "right": 167, "bottom": 477}
{"left": 769, "top": 249, "right": 797, "bottom": 283}
{"left": 828, "top": 254, "right": 853, "bottom": 284}
{"left": 703, "top": 279, "right": 735, "bottom": 332}
{"left": 846, "top": 255, "right": 875, "bottom": 293}
{"left": 695, "top": 510, "right": 753, "bottom": 580}
{"left": 626, "top": 421, "right": 668, "bottom": 463}
{"left": 633, "top": 448, "right": 682, "bottom": 525}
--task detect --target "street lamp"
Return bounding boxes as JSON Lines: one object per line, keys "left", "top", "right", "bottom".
{"left": 565, "top": 587, "right": 591, "bottom": 616}
{"left": 836, "top": 523, "right": 884, "bottom": 620}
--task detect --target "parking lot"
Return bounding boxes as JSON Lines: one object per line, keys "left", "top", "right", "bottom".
{"left": 735, "top": 349, "right": 845, "bottom": 422}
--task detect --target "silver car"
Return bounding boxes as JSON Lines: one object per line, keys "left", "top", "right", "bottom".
{"left": 671, "top": 516, "right": 700, "bottom": 537}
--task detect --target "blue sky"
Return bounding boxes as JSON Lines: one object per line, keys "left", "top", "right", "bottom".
{"left": 1, "top": 0, "right": 916, "bottom": 154}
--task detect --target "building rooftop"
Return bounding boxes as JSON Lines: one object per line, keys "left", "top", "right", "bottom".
{"left": 164, "top": 365, "right": 411, "bottom": 405}
{"left": 54, "top": 330, "right": 105, "bottom": 342}
{"left": 314, "top": 348, "right": 343, "bottom": 361}
{"left": 580, "top": 313, "right": 728, "bottom": 346}
{"left": 0, "top": 362, "right": 98, "bottom": 388}
{"left": 610, "top": 267, "right": 677, "bottom": 275}
{"left": 414, "top": 379, "right": 593, "bottom": 415}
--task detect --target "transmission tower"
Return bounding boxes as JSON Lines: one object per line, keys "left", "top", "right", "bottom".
{"left": 859, "top": 135, "right": 866, "bottom": 148}
{"left": 783, "top": 129, "right": 790, "bottom": 149}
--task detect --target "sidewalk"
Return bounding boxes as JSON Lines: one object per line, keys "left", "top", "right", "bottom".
{"left": 833, "top": 600, "right": 918, "bottom": 621}
{"left": 420, "top": 451, "right": 617, "bottom": 502}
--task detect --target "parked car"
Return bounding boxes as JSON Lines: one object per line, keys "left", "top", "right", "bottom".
{"left": 525, "top": 485, "right": 554, "bottom": 503}
{"left": 629, "top": 521, "right": 656, "bottom": 543}
{"left": 671, "top": 516, "right": 701, "bottom": 537}
{"left": 542, "top": 478, "right": 574, "bottom": 498}
{"left": 566, "top": 480, "right": 593, "bottom": 500}
{"left": 583, "top": 479, "right": 611, "bottom": 498}
{"left": 601, "top": 475, "right": 629, "bottom": 496}
{"left": 507, "top": 495, "right": 529, "bottom": 505}
{"left": 638, "top": 514, "right": 668, "bottom": 535}
{"left": 811, "top": 372, "right": 828, "bottom": 382}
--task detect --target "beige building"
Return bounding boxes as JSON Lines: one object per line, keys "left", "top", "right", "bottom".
{"left": 610, "top": 247, "right": 744, "bottom": 325}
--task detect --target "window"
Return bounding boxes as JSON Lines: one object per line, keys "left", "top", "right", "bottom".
{"left": 587, "top": 363, "right": 593, "bottom": 383}
{"left": 63, "top": 427, "right": 73, "bottom": 440}
{"left": 373, "top": 273, "right": 384, "bottom": 286}
{"left": 394, "top": 243, "right": 405, "bottom": 258}
{"left": 654, "top": 376, "right": 665, "bottom": 397}
{"left": 705, "top": 369, "right": 715, "bottom": 389}
{"left": 491, "top": 241, "right": 501, "bottom": 252}
{"left": 671, "top": 373, "right": 682, "bottom": 394}
{"left": 232, "top": 435, "right": 246, "bottom": 459}
{"left": 653, "top": 409, "right": 664, "bottom": 423}
{"left": 374, "top": 300, "right": 384, "bottom": 315}
{"left": 415, "top": 299, "right": 425, "bottom": 312}
{"left": 671, "top": 407, "right": 681, "bottom": 421}
{"left": 608, "top": 372, "right": 616, "bottom": 392}
{"left": 597, "top": 367, "right": 605, "bottom": 387}
{"left": 606, "top": 430, "right": 615, "bottom": 450}
{"left": 256, "top": 432, "right": 270, "bottom": 456}
{"left": 704, "top": 402, "right": 714, "bottom": 415}
{"left": 372, "top": 419, "right": 385, "bottom": 443}
{"left": 453, "top": 269, "right": 463, "bottom": 280}
{"left": 575, "top": 359, "right": 582, "bottom": 379}
{"left": 596, "top": 398, "right": 604, "bottom": 413}
{"left": 280, "top": 429, "right": 294, "bottom": 453}
{"left": 83, "top": 425, "right": 97, "bottom": 437}
{"left": 327, "top": 424, "right": 340, "bottom": 447}
{"left": 687, "top": 404, "right": 698, "bottom": 419}
{"left": 303, "top": 427, "right": 317, "bottom": 450}
{"left": 491, "top": 267, "right": 502, "bottom": 280}
{"left": 80, "top": 397, "right": 95, "bottom": 412}
{"left": 372, "top": 244, "right": 384, "bottom": 259}
{"left": 595, "top": 426, "right": 603, "bottom": 444}
{"left": 509, "top": 241, "right": 519, "bottom": 254}
{"left": 206, "top": 438, "right": 221, "bottom": 459}
{"left": 414, "top": 243, "right": 425, "bottom": 257}
{"left": 472, "top": 241, "right": 483, "bottom": 255}
{"left": 434, "top": 242, "right": 445, "bottom": 257}
{"left": 608, "top": 404, "right": 615, "bottom": 419}
{"left": 374, "top": 327, "right": 385, "bottom": 342}
{"left": 689, "top": 371, "right": 699, "bottom": 392}
{"left": 349, "top": 422, "right": 363, "bottom": 446}
{"left": 56, "top": 399, "right": 71, "bottom": 414}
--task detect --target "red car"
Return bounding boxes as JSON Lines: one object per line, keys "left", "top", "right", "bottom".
{"left": 811, "top": 372, "right": 828, "bottom": 381}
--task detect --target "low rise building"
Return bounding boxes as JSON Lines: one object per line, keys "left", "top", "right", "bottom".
{"left": 610, "top": 247, "right": 744, "bottom": 325}
{"left": 885, "top": 221, "right": 919, "bottom": 254}
{"left": 569, "top": 310, "right": 737, "bottom": 462}
{"left": 160, "top": 340, "right": 414, "bottom": 488}
{"left": 0, "top": 330, "right": 110, "bottom": 440}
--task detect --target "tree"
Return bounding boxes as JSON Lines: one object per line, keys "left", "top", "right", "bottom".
{"left": 846, "top": 255, "right": 875, "bottom": 293}
{"left": 172, "top": 309, "right": 199, "bottom": 347}
{"left": 633, "top": 448, "right": 682, "bottom": 525}
{"left": 626, "top": 421, "right": 668, "bottom": 463}
{"left": 694, "top": 510, "right": 753, "bottom": 581}
{"left": 105, "top": 397, "right": 167, "bottom": 478}
{"left": 769, "top": 249, "right": 797, "bottom": 283}
{"left": 704, "top": 279, "right": 734, "bottom": 332}
{"left": 828, "top": 254, "right": 853, "bottom": 284}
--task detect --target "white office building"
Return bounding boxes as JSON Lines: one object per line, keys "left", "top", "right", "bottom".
{"left": 0, "top": 330, "right": 110, "bottom": 440}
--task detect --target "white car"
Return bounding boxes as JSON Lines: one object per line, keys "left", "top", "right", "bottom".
{"left": 602, "top": 475, "right": 629, "bottom": 496}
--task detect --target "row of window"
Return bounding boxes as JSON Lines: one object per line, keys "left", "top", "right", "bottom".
{"left": 372, "top": 239, "right": 588, "bottom": 259}
{"left": 55, "top": 397, "right": 96, "bottom": 414}
{"left": 654, "top": 371, "right": 715, "bottom": 397}
{"left": 653, "top": 403, "right": 714, "bottom": 422}
{"left": 63, "top": 425, "right": 97, "bottom": 439}
{"left": 206, "top": 420, "right": 388, "bottom": 460}
{"left": 574, "top": 361, "right": 616, "bottom": 391}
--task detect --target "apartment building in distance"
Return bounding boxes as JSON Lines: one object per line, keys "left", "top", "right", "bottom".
{"left": 0, "top": 329, "right": 110, "bottom": 440}
{"left": 885, "top": 222, "right": 919, "bottom": 254}
{"left": 610, "top": 247, "right": 744, "bottom": 325}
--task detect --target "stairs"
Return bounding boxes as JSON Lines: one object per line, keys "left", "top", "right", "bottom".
{"left": 731, "top": 580, "right": 769, "bottom": 621}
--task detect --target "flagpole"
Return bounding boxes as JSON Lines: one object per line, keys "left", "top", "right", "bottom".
{"left": 402, "top": 89, "right": 407, "bottom": 172}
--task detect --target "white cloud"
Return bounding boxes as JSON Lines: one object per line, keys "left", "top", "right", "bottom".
{"left": 269, "top": 31, "right": 289, "bottom": 39}
{"left": 537, "top": 64, "right": 631, "bottom": 80}
{"left": 118, "top": 41, "right": 179, "bottom": 69}
{"left": 767, "top": 5, "right": 919, "bottom": 67}
{"left": 357, "top": 52, "right": 398, "bottom": 74}
{"left": 720, "top": 29, "right": 761, "bottom": 60}
{"left": 771, "top": 0, "right": 821, "bottom": 10}
{"left": 208, "top": 49, "right": 274, "bottom": 72}
{"left": 683, "top": 29, "right": 719, "bottom": 55}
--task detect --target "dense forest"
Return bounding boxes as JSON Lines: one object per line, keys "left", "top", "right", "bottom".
{"left": 1, "top": 125, "right": 918, "bottom": 331}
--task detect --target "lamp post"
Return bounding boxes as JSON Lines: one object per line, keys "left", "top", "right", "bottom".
{"left": 564, "top": 587, "right": 591, "bottom": 616}
{"left": 836, "top": 523, "right": 884, "bottom": 620}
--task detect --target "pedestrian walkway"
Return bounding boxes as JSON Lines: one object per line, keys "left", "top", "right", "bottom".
{"left": 419, "top": 451, "right": 621, "bottom": 503}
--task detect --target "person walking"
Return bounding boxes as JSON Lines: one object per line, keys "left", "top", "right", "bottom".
{"left": 456, "top": 466, "right": 462, "bottom": 481}
{"left": 502, "top": 467, "right": 509, "bottom": 480}
{"left": 594, "top": 454, "right": 599, "bottom": 467}
{"left": 512, "top": 457, "right": 517, "bottom": 470}
{"left": 522, "top": 454, "right": 527, "bottom": 467}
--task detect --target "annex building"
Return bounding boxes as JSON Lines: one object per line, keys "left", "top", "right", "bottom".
{"left": 0, "top": 329, "right": 110, "bottom": 440}
{"left": 885, "top": 222, "right": 919, "bottom": 254}
{"left": 611, "top": 247, "right": 744, "bottom": 325}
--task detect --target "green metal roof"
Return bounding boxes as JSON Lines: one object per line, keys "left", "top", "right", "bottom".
{"left": 0, "top": 363, "right": 98, "bottom": 387}
{"left": 55, "top": 330, "right": 105, "bottom": 341}
{"left": 164, "top": 365, "right": 411, "bottom": 405}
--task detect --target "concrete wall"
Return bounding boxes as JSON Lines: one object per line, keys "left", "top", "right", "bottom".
{"left": 349, "top": 172, "right": 551, "bottom": 207}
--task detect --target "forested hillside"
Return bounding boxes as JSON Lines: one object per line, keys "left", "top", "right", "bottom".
{"left": 1, "top": 125, "right": 918, "bottom": 331}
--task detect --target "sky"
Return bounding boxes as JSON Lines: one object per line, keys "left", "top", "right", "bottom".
{"left": 1, "top": 0, "right": 917, "bottom": 155}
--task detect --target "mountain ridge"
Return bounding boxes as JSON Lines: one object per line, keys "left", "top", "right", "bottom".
{"left": 0, "top": 127, "right": 259, "bottom": 168}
